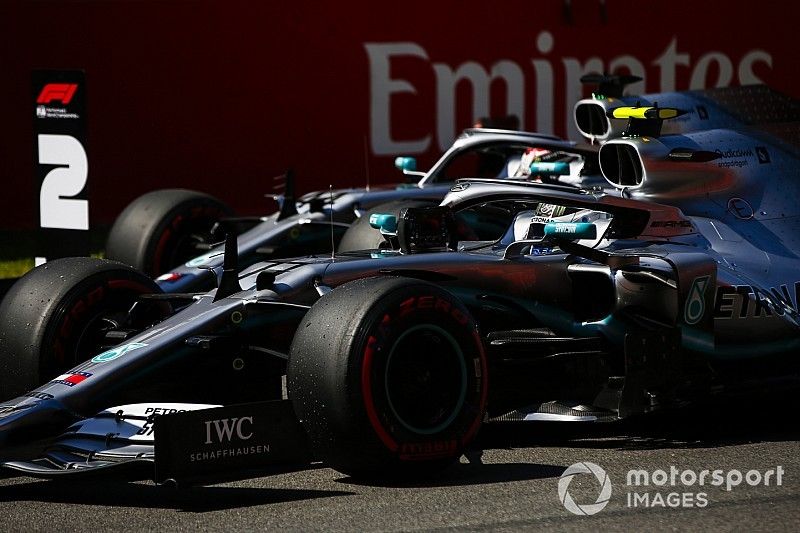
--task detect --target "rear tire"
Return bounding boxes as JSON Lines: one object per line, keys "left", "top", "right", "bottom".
{"left": 288, "top": 276, "right": 487, "bottom": 478}
{"left": 0, "top": 258, "right": 162, "bottom": 399}
{"left": 106, "top": 189, "right": 233, "bottom": 277}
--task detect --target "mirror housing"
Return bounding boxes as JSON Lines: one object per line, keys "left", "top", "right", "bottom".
{"left": 394, "top": 156, "right": 426, "bottom": 181}
{"left": 369, "top": 213, "right": 397, "bottom": 235}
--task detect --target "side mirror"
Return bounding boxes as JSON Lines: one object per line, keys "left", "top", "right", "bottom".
{"left": 394, "top": 156, "right": 417, "bottom": 172}
{"left": 394, "top": 156, "right": 426, "bottom": 181}
{"left": 369, "top": 213, "right": 397, "bottom": 235}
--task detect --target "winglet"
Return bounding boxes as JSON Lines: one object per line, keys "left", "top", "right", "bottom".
{"left": 606, "top": 104, "right": 689, "bottom": 137}
{"left": 580, "top": 73, "right": 643, "bottom": 98}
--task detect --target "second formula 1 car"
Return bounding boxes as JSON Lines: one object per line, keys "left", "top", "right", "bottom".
{"left": 104, "top": 129, "right": 600, "bottom": 293}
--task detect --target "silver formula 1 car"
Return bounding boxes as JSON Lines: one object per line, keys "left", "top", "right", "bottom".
{"left": 103, "top": 129, "right": 598, "bottom": 294}
{"left": 0, "top": 90, "right": 797, "bottom": 484}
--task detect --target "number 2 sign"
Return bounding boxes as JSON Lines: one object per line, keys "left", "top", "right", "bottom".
{"left": 32, "top": 70, "right": 90, "bottom": 266}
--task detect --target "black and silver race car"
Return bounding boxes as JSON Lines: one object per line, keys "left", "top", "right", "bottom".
{"left": 0, "top": 98, "right": 797, "bottom": 484}
{"left": 102, "top": 129, "right": 600, "bottom": 293}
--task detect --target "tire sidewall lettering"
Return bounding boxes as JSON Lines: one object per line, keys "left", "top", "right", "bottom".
{"left": 360, "top": 289, "right": 484, "bottom": 461}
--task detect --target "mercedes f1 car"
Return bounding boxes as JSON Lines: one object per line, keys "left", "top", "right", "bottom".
{"left": 103, "top": 129, "right": 599, "bottom": 294}
{"left": 0, "top": 92, "right": 797, "bottom": 484}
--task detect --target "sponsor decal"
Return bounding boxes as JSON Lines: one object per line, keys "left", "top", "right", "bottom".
{"left": 715, "top": 148, "right": 753, "bottom": 159}
{"left": 684, "top": 275, "right": 711, "bottom": 325}
{"left": 727, "top": 197, "right": 755, "bottom": 220}
{"left": 366, "top": 35, "right": 773, "bottom": 151}
{"left": 135, "top": 407, "right": 190, "bottom": 437}
{"left": 713, "top": 281, "right": 800, "bottom": 320}
{"left": 189, "top": 444, "right": 271, "bottom": 462}
{"left": 156, "top": 272, "right": 184, "bottom": 283}
{"left": 186, "top": 251, "right": 221, "bottom": 268}
{"left": 154, "top": 400, "right": 312, "bottom": 483}
{"left": 51, "top": 371, "right": 92, "bottom": 387}
{"left": 190, "top": 416, "right": 268, "bottom": 463}
{"left": 145, "top": 406, "right": 190, "bottom": 416}
{"left": 553, "top": 223, "right": 579, "bottom": 233}
{"left": 204, "top": 417, "right": 254, "bottom": 444}
{"left": 395, "top": 295, "right": 469, "bottom": 325}
{"left": 650, "top": 220, "right": 693, "bottom": 228}
{"left": 714, "top": 147, "right": 754, "bottom": 169}
{"left": 91, "top": 342, "right": 148, "bottom": 363}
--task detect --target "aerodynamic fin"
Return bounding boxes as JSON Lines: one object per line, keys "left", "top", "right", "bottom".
{"left": 275, "top": 169, "right": 298, "bottom": 221}
{"left": 213, "top": 232, "right": 242, "bottom": 301}
{"left": 580, "top": 72, "right": 643, "bottom": 98}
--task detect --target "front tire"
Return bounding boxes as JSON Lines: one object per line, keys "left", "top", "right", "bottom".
{"left": 106, "top": 189, "right": 233, "bottom": 277}
{"left": 288, "top": 276, "right": 487, "bottom": 477}
{"left": 0, "top": 258, "right": 162, "bottom": 399}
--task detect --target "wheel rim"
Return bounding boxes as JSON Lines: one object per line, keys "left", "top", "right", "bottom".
{"left": 384, "top": 324, "right": 468, "bottom": 435}
{"left": 72, "top": 309, "right": 128, "bottom": 368}
{"left": 153, "top": 208, "right": 226, "bottom": 273}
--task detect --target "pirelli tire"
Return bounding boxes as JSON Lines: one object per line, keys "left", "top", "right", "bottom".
{"left": 337, "top": 200, "right": 438, "bottom": 253}
{"left": 0, "top": 258, "right": 162, "bottom": 399}
{"left": 288, "top": 276, "right": 488, "bottom": 478}
{"left": 106, "top": 189, "right": 233, "bottom": 277}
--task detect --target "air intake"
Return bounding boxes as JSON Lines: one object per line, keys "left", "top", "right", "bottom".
{"left": 574, "top": 102, "right": 609, "bottom": 138}
{"left": 599, "top": 143, "right": 644, "bottom": 188}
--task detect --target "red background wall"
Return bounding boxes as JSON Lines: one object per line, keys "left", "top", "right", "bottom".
{"left": 0, "top": 0, "right": 797, "bottom": 231}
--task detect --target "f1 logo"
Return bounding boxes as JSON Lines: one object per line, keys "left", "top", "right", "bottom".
{"left": 37, "top": 83, "right": 78, "bottom": 105}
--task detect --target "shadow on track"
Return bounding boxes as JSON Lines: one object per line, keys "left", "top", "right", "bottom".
{"left": 477, "top": 389, "right": 800, "bottom": 452}
{"left": 337, "top": 461, "right": 566, "bottom": 488}
{"left": 0, "top": 478, "right": 354, "bottom": 512}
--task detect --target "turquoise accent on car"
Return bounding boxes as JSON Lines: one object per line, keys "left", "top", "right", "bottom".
{"left": 92, "top": 342, "right": 148, "bottom": 363}
{"left": 369, "top": 213, "right": 397, "bottom": 234}
{"left": 529, "top": 161, "right": 569, "bottom": 176}
{"left": 394, "top": 156, "right": 417, "bottom": 172}
{"left": 543, "top": 222, "right": 597, "bottom": 240}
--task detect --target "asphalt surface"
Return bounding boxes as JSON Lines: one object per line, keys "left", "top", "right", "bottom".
{"left": 0, "top": 394, "right": 798, "bottom": 532}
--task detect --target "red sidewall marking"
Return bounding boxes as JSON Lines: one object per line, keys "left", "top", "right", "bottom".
{"left": 53, "top": 279, "right": 154, "bottom": 364}
{"left": 361, "top": 301, "right": 488, "bottom": 456}
{"left": 107, "top": 279, "right": 154, "bottom": 292}
{"left": 462, "top": 329, "right": 488, "bottom": 446}
{"left": 152, "top": 227, "right": 173, "bottom": 273}
{"left": 361, "top": 334, "right": 399, "bottom": 452}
